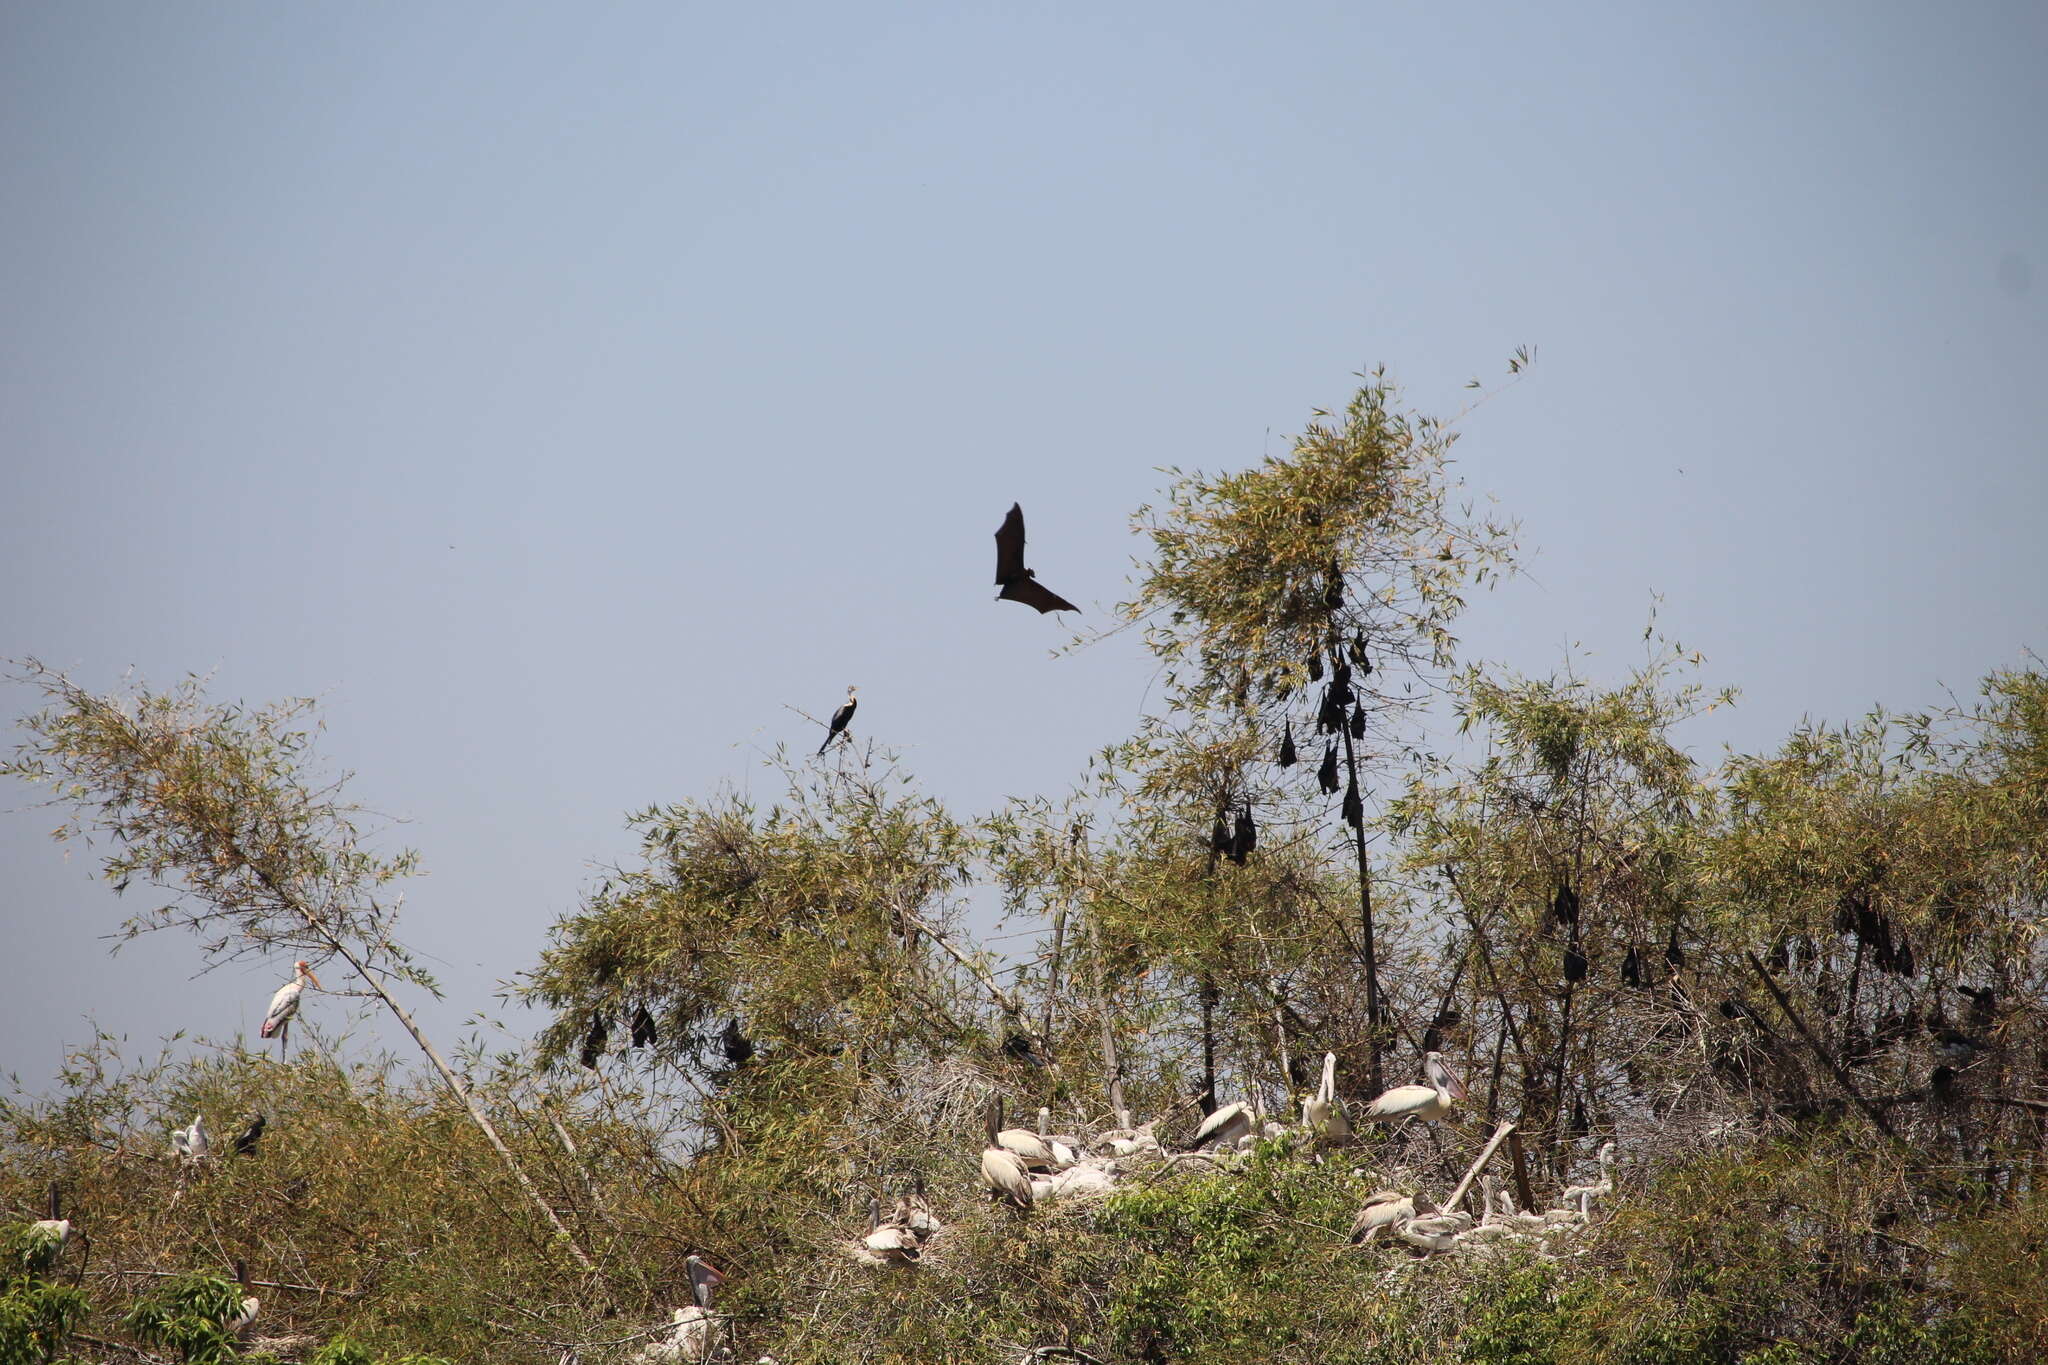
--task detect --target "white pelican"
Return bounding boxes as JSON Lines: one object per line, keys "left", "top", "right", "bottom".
{"left": 172, "top": 1113, "right": 210, "bottom": 1161}
{"left": 1096, "top": 1120, "right": 1163, "bottom": 1159}
{"left": 891, "top": 1174, "right": 940, "bottom": 1243}
{"left": 1348, "top": 1189, "right": 1421, "bottom": 1244}
{"left": 228, "top": 1261, "right": 259, "bottom": 1339}
{"left": 632, "top": 1254, "right": 728, "bottom": 1362}
{"left": 1459, "top": 1178, "right": 1516, "bottom": 1245}
{"left": 993, "top": 1098, "right": 1056, "bottom": 1171}
{"left": 1396, "top": 1209, "right": 1473, "bottom": 1254}
{"left": 1559, "top": 1141, "right": 1616, "bottom": 1216}
{"left": 259, "top": 961, "right": 321, "bottom": 1058}
{"left": 1189, "top": 1101, "right": 1252, "bottom": 1151}
{"left": 1031, "top": 1163, "right": 1118, "bottom": 1203}
{"left": 980, "top": 1101, "right": 1034, "bottom": 1210}
{"left": 1303, "top": 1052, "right": 1352, "bottom": 1142}
{"left": 1358, "top": 1052, "right": 1466, "bottom": 1126}
{"left": 861, "top": 1197, "right": 921, "bottom": 1264}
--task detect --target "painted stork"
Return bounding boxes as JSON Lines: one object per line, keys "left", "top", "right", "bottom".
{"left": 979, "top": 1100, "right": 1034, "bottom": 1210}
{"left": 1303, "top": 1052, "right": 1352, "bottom": 1142}
{"left": 259, "top": 961, "right": 321, "bottom": 1059}
{"left": 1358, "top": 1051, "right": 1467, "bottom": 1126}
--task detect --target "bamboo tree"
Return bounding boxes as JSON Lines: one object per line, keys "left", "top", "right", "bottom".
{"left": 3, "top": 663, "right": 598, "bottom": 1273}
{"left": 1105, "top": 371, "right": 1517, "bottom": 1086}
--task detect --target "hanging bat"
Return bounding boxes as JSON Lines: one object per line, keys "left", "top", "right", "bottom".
{"left": 994, "top": 503, "right": 1080, "bottom": 614}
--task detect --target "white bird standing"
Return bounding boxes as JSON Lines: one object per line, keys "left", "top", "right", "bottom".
{"left": 259, "top": 960, "right": 322, "bottom": 1059}
{"left": 1559, "top": 1141, "right": 1616, "bottom": 1217}
{"left": 979, "top": 1100, "right": 1035, "bottom": 1210}
{"left": 227, "top": 1260, "right": 259, "bottom": 1339}
{"left": 28, "top": 1182, "right": 71, "bottom": 1257}
{"left": 1358, "top": 1052, "right": 1467, "bottom": 1126}
{"left": 172, "top": 1113, "right": 211, "bottom": 1162}
{"left": 1303, "top": 1052, "right": 1352, "bottom": 1142}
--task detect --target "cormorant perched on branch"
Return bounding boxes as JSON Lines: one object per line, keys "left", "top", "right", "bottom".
{"left": 720, "top": 1019, "right": 754, "bottom": 1066}
{"left": 231, "top": 1113, "right": 267, "bottom": 1157}
{"left": 994, "top": 504, "right": 1081, "bottom": 614}
{"left": 818, "top": 686, "right": 858, "bottom": 755}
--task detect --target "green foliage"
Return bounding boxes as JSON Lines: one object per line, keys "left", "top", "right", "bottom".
{"left": 0, "top": 1222, "right": 85, "bottom": 1365}
{"left": 121, "top": 1271, "right": 247, "bottom": 1364}
{"left": 7, "top": 372, "right": 2047, "bottom": 1365}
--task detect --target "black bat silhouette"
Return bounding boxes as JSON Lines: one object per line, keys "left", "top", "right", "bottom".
{"left": 994, "top": 503, "right": 1080, "bottom": 614}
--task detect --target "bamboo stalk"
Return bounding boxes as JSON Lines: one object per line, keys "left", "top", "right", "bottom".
{"left": 1445, "top": 1120, "right": 1517, "bottom": 1211}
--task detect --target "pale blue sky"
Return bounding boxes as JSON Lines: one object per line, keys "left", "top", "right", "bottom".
{"left": 3, "top": 2, "right": 2042, "bottom": 1080}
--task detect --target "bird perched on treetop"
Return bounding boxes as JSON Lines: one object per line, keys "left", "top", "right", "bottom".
{"left": 818, "top": 686, "right": 857, "bottom": 755}
{"left": 259, "top": 961, "right": 321, "bottom": 1059}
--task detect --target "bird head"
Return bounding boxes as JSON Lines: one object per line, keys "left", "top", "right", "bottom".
{"left": 1424, "top": 1051, "right": 1468, "bottom": 1100}
{"left": 294, "top": 961, "right": 323, "bottom": 989}
{"left": 684, "top": 1253, "right": 726, "bottom": 1308}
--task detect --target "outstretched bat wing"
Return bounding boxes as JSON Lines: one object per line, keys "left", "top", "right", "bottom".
{"left": 994, "top": 503, "right": 1028, "bottom": 586}
{"left": 1000, "top": 576, "right": 1080, "bottom": 615}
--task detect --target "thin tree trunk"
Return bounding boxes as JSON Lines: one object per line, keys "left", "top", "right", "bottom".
{"left": 1082, "top": 907, "right": 1130, "bottom": 1129}
{"left": 1337, "top": 723, "right": 1384, "bottom": 1092}
{"left": 1199, "top": 978, "right": 1219, "bottom": 1118}
{"left": 247, "top": 859, "right": 598, "bottom": 1274}
{"left": 1043, "top": 901, "right": 1068, "bottom": 1050}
